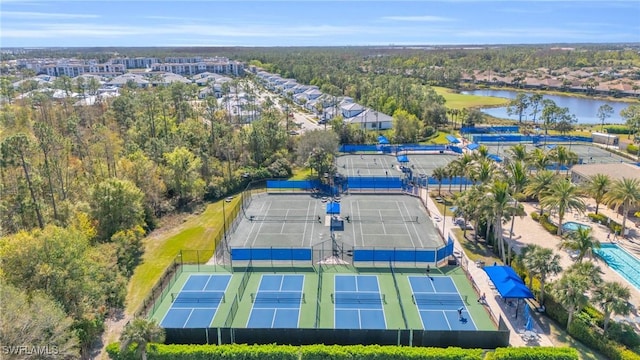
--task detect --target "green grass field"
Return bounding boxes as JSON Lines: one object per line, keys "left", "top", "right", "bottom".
{"left": 433, "top": 86, "right": 510, "bottom": 110}
{"left": 126, "top": 197, "right": 241, "bottom": 315}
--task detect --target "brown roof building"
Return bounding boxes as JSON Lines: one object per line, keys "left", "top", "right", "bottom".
{"left": 571, "top": 163, "right": 640, "bottom": 184}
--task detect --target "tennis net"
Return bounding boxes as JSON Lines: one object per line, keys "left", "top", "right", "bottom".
{"left": 171, "top": 292, "right": 225, "bottom": 304}
{"left": 345, "top": 216, "right": 420, "bottom": 224}
{"left": 248, "top": 215, "right": 321, "bottom": 223}
{"left": 332, "top": 292, "right": 386, "bottom": 304}
{"left": 251, "top": 291, "right": 306, "bottom": 304}
{"left": 412, "top": 293, "right": 463, "bottom": 306}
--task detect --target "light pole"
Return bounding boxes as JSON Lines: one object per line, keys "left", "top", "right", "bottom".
{"left": 442, "top": 204, "right": 447, "bottom": 239}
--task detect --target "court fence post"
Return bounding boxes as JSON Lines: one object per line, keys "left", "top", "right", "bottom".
{"left": 409, "top": 328, "right": 413, "bottom": 347}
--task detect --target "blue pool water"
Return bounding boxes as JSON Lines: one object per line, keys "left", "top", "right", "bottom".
{"left": 594, "top": 243, "right": 640, "bottom": 291}
{"left": 562, "top": 221, "right": 591, "bottom": 232}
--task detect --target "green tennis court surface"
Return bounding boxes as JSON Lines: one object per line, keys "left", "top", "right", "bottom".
{"left": 150, "top": 266, "right": 495, "bottom": 331}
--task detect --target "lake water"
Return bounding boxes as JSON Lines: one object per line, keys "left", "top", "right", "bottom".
{"left": 461, "top": 89, "right": 635, "bottom": 125}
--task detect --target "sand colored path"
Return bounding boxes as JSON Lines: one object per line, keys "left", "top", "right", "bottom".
{"left": 421, "top": 188, "right": 640, "bottom": 348}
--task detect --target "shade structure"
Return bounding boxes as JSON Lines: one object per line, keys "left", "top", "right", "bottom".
{"left": 483, "top": 265, "right": 534, "bottom": 299}
{"left": 488, "top": 154, "right": 503, "bottom": 163}
{"left": 326, "top": 201, "right": 340, "bottom": 214}
{"left": 377, "top": 135, "right": 390, "bottom": 144}
{"left": 445, "top": 134, "right": 460, "bottom": 144}
{"left": 396, "top": 155, "right": 409, "bottom": 163}
{"left": 467, "top": 143, "right": 480, "bottom": 150}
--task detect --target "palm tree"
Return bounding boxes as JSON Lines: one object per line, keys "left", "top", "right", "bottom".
{"left": 585, "top": 174, "right": 611, "bottom": 214}
{"left": 446, "top": 159, "right": 464, "bottom": 192}
{"left": 519, "top": 244, "right": 541, "bottom": 288}
{"left": 604, "top": 178, "right": 640, "bottom": 237}
{"left": 524, "top": 246, "right": 562, "bottom": 305}
{"left": 456, "top": 153, "right": 474, "bottom": 190}
{"left": 486, "top": 180, "right": 517, "bottom": 263}
{"left": 506, "top": 144, "right": 528, "bottom": 163}
{"left": 540, "top": 179, "right": 586, "bottom": 236}
{"left": 431, "top": 166, "right": 447, "bottom": 196}
{"left": 558, "top": 227, "right": 601, "bottom": 262}
{"left": 470, "top": 158, "right": 496, "bottom": 185}
{"left": 505, "top": 161, "right": 528, "bottom": 264}
{"left": 592, "top": 281, "right": 632, "bottom": 333}
{"left": 527, "top": 148, "right": 552, "bottom": 172}
{"left": 120, "top": 318, "right": 165, "bottom": 360}
{"left": 523, "top": 170, "right": 556, "bottom": 215}
{"left": 567, "top": 260, "right": 603, "bottom": 285}
{"left": 549, "top": 146, "right": 579, "bottom": 174}
{"left": 552, "top": 272, "right": 590, "bottom": 328}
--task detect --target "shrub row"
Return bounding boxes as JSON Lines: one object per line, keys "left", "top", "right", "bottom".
{"left": 587, "top": 213, "right": 623, "bottom": 234}
{"left": 530, "top": 212, "right": 558, "bottom": 235}
{"left": 603, "top": 125, "right": 632, "bottom": 134}
{"left": 107, "top": 343, "right": 579, "bottom": 360}
{"left": 626, "top": 143, "right": 639, "bottom": 156}
{"left": 539, "top": 293, "right": 640, "bottom": 360}
{"left": 486, "top": 346, "right": 579, "bottom": 360}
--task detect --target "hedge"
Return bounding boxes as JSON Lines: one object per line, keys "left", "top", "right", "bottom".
{"left": 299, "top": 344, "right": 483, "bottom": 360}
{"left": 627, "top": 143, "right": 639, "bottom": 155}
{"left": 603, "top": 125, "right": 632, "bottom": 135}
{"left": 146, "top": 344, "right": 299, "bottom": 360}
{"left": 587, "top": 213, "right": 623, "bottom": 234}
{"left": 106, "top": 343, "right": 583, "bottom": 360}
{"left": 486, "top": 346, "right": 579, "bottom": 360}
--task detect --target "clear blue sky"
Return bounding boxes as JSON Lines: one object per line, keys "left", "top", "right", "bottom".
{"left": 1, "top": 1, "right": 639, "bottom": 47}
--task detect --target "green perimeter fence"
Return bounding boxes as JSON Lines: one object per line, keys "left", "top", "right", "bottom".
{"left": 165, "top": 324, "right": 510, "bottom": 349}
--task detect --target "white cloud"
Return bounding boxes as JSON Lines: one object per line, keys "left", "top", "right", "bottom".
{"left": 2, "top": 11, "right": 99, "bottom": 19}
{"left": 1, "top": 22, "right": 388, "bottom": 39}
{"left": 382, "top": 15, "right": 453, "bottom": 22}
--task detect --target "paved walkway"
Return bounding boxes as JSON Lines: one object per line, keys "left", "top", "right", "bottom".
{"left": 420, "top": 189, "right": 553, "bottom": 347}
{"left": 421, "top": 187, "right": 640, "bottom": 343}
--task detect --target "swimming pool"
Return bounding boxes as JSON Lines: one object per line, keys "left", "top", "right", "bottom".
{"left": 594, "top": 243, "right": 640, "bottom": 291}
{"left": 562, "top": 221, "right": 591, "bottom": 232}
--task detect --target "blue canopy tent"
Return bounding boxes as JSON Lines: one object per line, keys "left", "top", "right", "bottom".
{"left": 483, "top": 265, "right": 534, "bottom": 318}
{"left": 378, "top": 135, "right": 390, "bottom": 144}
{"left": 488, "top": 154, "right": 503, "bottom": 163}
{"left": 483, "top": 265, "right": 534, "bottom": 299}
{"left": 326, "top": 201, "right": 341, "bottom": 214}
{"left": 467, "top": 143, "right": 480, "bottom": 150}
{"left": 445, "top": 134, "right": 461, "bottom": 144}
{"left": 396, "top": 155, "right": 409, "bottom": 163}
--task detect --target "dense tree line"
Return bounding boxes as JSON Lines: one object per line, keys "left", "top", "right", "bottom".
{"left": 0, "top": 78, "right": 342, "bottom": 356}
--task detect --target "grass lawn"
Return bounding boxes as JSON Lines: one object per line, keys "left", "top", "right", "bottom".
{"left": 433, "top": 86, "right": 510, "bottom": 110}
{"left": 424, "top": 131, "right": 454, "bottom": 144}
{"left": 125, "top": 197, "right": 240, "bottom": 315}
{"left": 289, "top": 167, "right": 314, "bottom": 180}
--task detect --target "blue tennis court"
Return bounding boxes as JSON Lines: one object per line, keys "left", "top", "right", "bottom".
{"left": 408, "top": 276, "right": 476, "bottom": 331}
{"left": 247, "top": 274, "right": 305, "bottom": 328}
{"left": 333, "top": 275, "right": 387, "bottom": 329}
{"left": 161, "top": 274, "right": 231, "bottom": 328}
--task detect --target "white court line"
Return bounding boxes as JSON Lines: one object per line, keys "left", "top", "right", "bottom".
{"left": 161, "top": 272, "right": 206, "bottom": 327}
{"left": 202, "top": 275, "right": 213, "bottom": 291}
{"left": 401, "top": 201, "right": 423, "bottom": 248}
{"left": 281, "top": 209, "right": 289, "bottom": 234}
{"left": 356, "top": 200, "right": 366, "bottom": 247}
{"left": 396, "top": 201, "right": 416, "bottom": 248}
{"left": 378, "top": 209, "right": 388, "bottom": 235}
{"left": 301, "top": 200, "right": 311, "bottom": 247}
{"left": 442, "top": 310, "right": 453, "bottom": 330}
{"left": 449, "top": 277, "right": 478, "bottom": 330}
{"left": 182, "top": 309, "right": 196, "bottom": 328}
{"left": 244, "top": 200, "right": 271, "bottom": 247}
